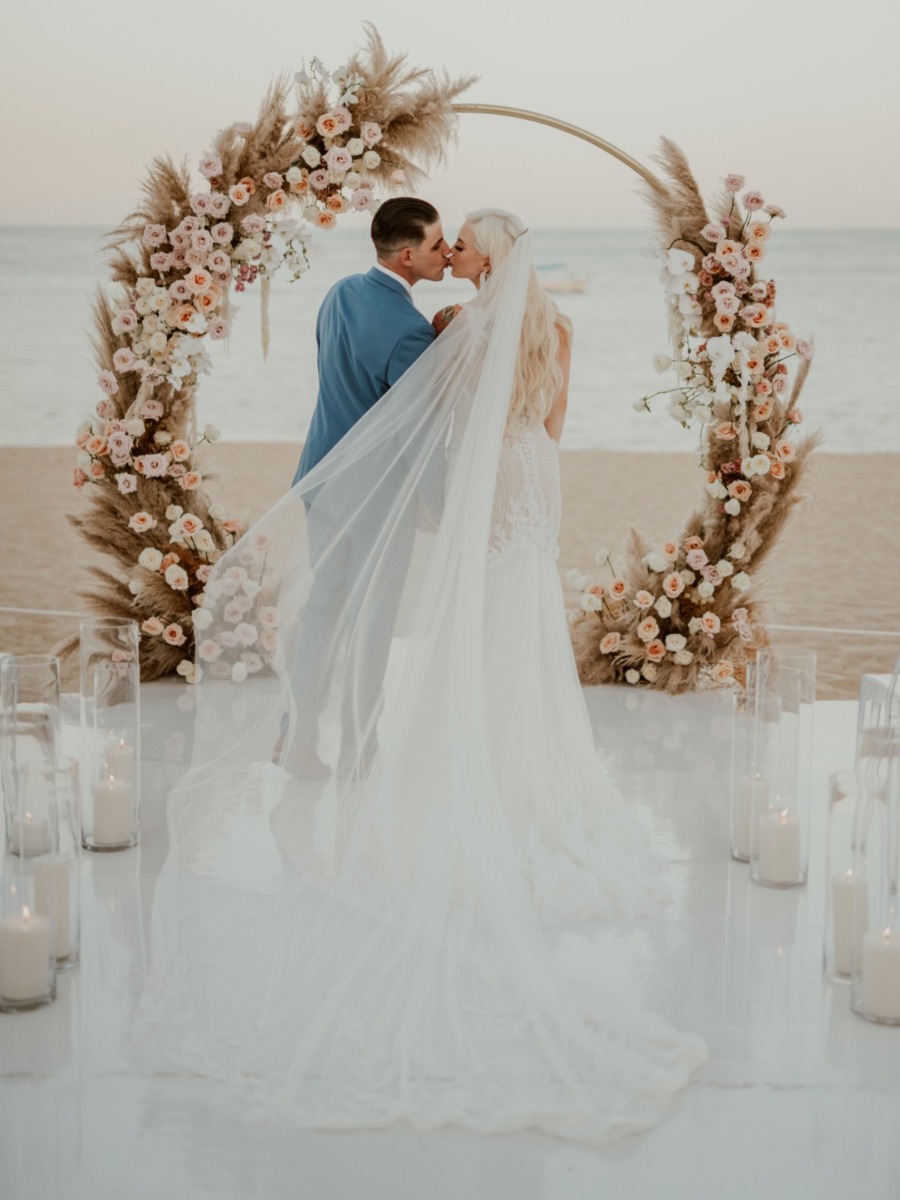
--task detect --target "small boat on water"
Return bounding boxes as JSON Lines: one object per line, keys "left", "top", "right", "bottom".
{"left": 536, "top": 262, "right": 590, "bottom": 294}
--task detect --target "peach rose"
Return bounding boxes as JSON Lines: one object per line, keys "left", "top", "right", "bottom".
{"left": 289, "top": 177, "right": 310, "bottom": 196}
{"left": 180, "top": 514, "right": 203, "bottom": 536}
{"left": 764, "top": 334, "right": 781, "bottom": 355}
{"left": 72, "top": 467, "right": 87, "bottom": 488}
{"left": 90, "top": 462, "right": 106, "bottom": 479}
{"left": 700, "top": 612, "right": 721, "bottom": 635}
{"left": 646, "top": 639, "right": 667, "bottom": 662}
{"left": 752, "top": 399, "right": 773, "bottom": 421}
{"left": 600, "top": 632, "right": 622, "bottom": 655}
{"left": 638, "top": 616, "right": 660, "bottom": 643}
{"left": 788, "top": 407, "right": 803, "bottom": 424}
{"left": 716, "top": 423, "right": 738, "bottom": 441}
{"left": 634, "top": 590, "right": 654, "bottom": 609}
{"left": 587, "top": 583, "right": 606, "bottom": 600}
{"left": 238, "top": 177, "right": 256, "bottom": 195}
{"left": 316, "top": 112, "right": 339, "bottom": 137}
{"left": 663, "top": 572, "right": 685, "bottom": 599}
{"left": 194, "top": 288, "right": 221, "bottom": 313}
{"left": 164, "top": 564, "right": 189, "bottom": 591}
{"left": 141, "top": 617, "right": 165, "bottom": 636}
{"left": 711, "top": 660, "right": 735, "bottom": 683}
{"left": 266, "top": 189, "right": 287, "bottom": 211}
{"left": 683, "top": 535, "right": 704, "bottom": 552}
{"left": 128, "top": 511, "right": 157, "bottom": 533}
{"left": 749, "top": 222, "right": 770, "bottom": 243}
{"left": 315, "top": 211, "right": 337, "bottom": 230}
{"left": 609, "top": 578, "right": 630, "bottom": 599}
{"left": 728, "top": 480, "right": 752, "bottom": 502}
{"left": 180, "top": 472, "right": 202, "bottom": 490}
{"left": 713, "top": 312, "right": 735, "bottom": 333}
{"left": 775, "top": 440, "right": 796, "bottom": 462}
{"left": 197, "top": 640, "right": 222, "bottom": 662}
{"left": 770, "top": 460, "right": 786, "bottom": 479}
{"left": 755, "top": 378, "right": 773, "bottom": 396}
{"left": 169, "top": 439, "right": 191, "bottom": 462}
{"left": 744, "top": 243, "right": 766, "bottom": 262}
{"left": 295, "top": 122, "right": 314, "bottom": 140}
{"left": 229, "top": 184, "right": 250, "bottom": 206}
{"left": 162, "top": 622, "right": 187, "bottom": 646}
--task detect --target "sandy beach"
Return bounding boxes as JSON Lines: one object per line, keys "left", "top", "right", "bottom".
{"left": 2, "top": 445, "right": 898, "bottom": 699}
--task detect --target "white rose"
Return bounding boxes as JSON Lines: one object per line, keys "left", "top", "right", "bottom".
{"left": 285, "top": 166, "right": 303, "bottom": 183}
{"left": 346, "top": 138, "right": 365, "bottom": 157}
{"left": 301, "top": 146, "right": 321, "bottom": 168}
{"left": 729, "top": 542, "right": 746, "bottom": 560}
{"left": 724, "top": 498, "right": 741, "bottom": 516}
{"left": 752, "top": 454, "right": 771, "bottom": 475}
{"left": 641, "top": 662, "right": 659, "bottom": 682}
{"left": 148, "top": 332, "right": 168, "bottom": 354}
{"left": 594, "top": 547, "right": 610, "bottom": 566}
{"left": 77, "top": 450, "right": 92, "bottom": 470}
{"left": 697, "top": 580, "right": 715, "bottom": 599}
{"left": 673, "top": 649, "right": 694, "bottom": 665}
{"left": 194, "top": 530, "right": 215, "bottom": 552}
{"left": 716, "top": 559, "right": 734, "bottom": 577}
{"left": 203, "top": 423, "right": 221, "bottom": 442}
{"left": 345, "top": 171, "right": 362, "bottom": 188}
{"left": 646, "top": 552, "right": 669, "bottom": 573}
{"left": 688, "top": 617, "right": 703, "bottom": 634}
{"left": 625, "top": 669, "right": 641, "bottom": 685}
{"left": 741, "top": 456, "right": 757, "bottom": 477}
{"left": 231, "top": 662, "right": 248, "bottom": 683}
{"left": 665, "top": 634, "right": 687, "bottom": 652}
{"left": 580, "top": 593, "right": 603, "bottom": 612}
{"left": 192, "top": 607, "right": 213, "bottom": 630}
{"left": 139, "top": 548, "right": 163, "bottom": 570}
{"left": 362, "top": 150, "right": 381, "bottom": 170}
{"left": 128, "top": 580, "right": 141, "bottom": 595}
{"left": 654, "top": 596, "right": 673, "bottom": 618}
{"left": 241, "top": 580, "right": 262, "bottom": 598}
{"left": 143, "top": 314, "right": 159, "bottom": 334}
{"left": 751, "top": 431, "right": 770, "bottom": 451}
{"left": 208, "top": 502, "right": 226, "bottom": 520}
{"left": 680, "top": 569, "right": 696, "bottom": 585}
{"left": 665, "top": 248, "right": 694, "bottom": 275}
{"left": 732, "top": 571, "right": 752, "bottom": 591}
{"left": 565, "top": 568, "right": 582, "bottom": 587}
{"left": 135, "top": 278, "right": 155, "bottom": 296}
{"left": 166, "top": 504, "right": 183, "bottom": 520}
{"left": 707, "top": 480, "right": 728, "bottom": 499}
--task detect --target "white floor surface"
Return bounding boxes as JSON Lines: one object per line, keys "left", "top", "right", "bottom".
{"left": 1, "top": 681, "right": 899, "bottom": 1200}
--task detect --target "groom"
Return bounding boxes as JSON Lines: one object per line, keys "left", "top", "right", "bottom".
{"left": 286, "top": 198, "right": 450, "bottom": 777}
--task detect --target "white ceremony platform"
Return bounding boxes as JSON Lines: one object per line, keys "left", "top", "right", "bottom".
{"left": 1, "top": 680, "right": 899, "bottom": 1200}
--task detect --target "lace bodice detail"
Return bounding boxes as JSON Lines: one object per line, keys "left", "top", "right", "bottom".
{"left": 487, "top": 419, "right": 561, "bottom": 566}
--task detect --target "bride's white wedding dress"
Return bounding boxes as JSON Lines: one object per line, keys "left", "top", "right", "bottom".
{"left": 135, "top": 235, "right": 706, "bottom": 1143}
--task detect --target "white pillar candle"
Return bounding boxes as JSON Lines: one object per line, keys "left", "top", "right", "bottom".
{"left": 34, "top": 856, "right": 71, "bottom": 960}
{"left": 92, "top": 776, "right": 134, "bottom": 847}
{"left": 105, "top": 737, "right": 135, "bottom": 779}
{"left": 860, "top": 929, "right": 900, "bottom": 1021}
{"left": 736, "top": 775, "right": 768, "bottom": 859}
{"left": 0, "top": 906, "right": 53, "bottom": 1003}
{"left": 9, "top": 811, "right": 50, "bottom": 857}
{"left": 831, "top": 871, "right": 869, "bottom": 976}
{"left": 756, "top": 808, "right": 801, "bottom": 884}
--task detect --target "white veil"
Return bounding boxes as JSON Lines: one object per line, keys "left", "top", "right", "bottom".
{"left": 136, "top": 234, "right": 706, "bottom": 1143}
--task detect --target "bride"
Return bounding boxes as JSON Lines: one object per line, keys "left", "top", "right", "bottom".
{"left": 137, "top": 208, "right": 707, "bottom": 1144}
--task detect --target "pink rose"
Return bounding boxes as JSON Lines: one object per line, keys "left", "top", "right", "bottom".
{"left": 98, "top": 369, "right": 119, "bottom": 395}
{"left": 700, "top": 612, "right": 721, "bottom": 635}
{"left": 787, "top": 407, "right": 803, "bottom": 424}
{"left": 646, "top": 639, "right": 667, "bottom": 663}
{"left": 765, "top": 205, "right": 786, "bottom": 219}
{"left": 73, "top": 467, "right": 87, "bottom": 489}
{"left": 308, "top": 169, "right": 329, "bottom": 191}
{"left": 211, "top": 222, "right": 233, "bottom": 244}
{"left": 198, "top": 639, "right": 222, "bottom": 662}
{"left": 223, "top": 599, "right": 244, "bottom": 623}
{"left": 142, "top": 224, "right": 167, "bottom": 247}
{"left": 662, "top": 572, "right": 685, "bottom": 599}
{"left": 208, "top": 193, "right": 230, "bottom": 218}
{"left": 350, "top": 189, "right": 374, "bottom": 212}
{"left": 262, "top": 172, "right": 284, "bottom": 189}
{"left": 742, "top": 191, "right": 765, "bottom": 210}
{"left": 190, "top": 194, "right": 211, "bottom": 215}
{"left": 775, "top": 440, "right": 796, "bottom": 462}
{"left": 702, "top": 564, "right": 723, "bottom": 586}
{"left": 115, "top": 472, "right": 137, "bottom": 494}
{"left": 241, "top": 652, "right": 263, "bottom": 674}
{"left": 142, "top": 617, "right": 165, "bottom": 636}
{"left": 755, "top": 378, "right": 773, "bottom": 397}
{"left": 331, "top": 106, "right": 352, "bottom": 131}
{"left": 724, "top": 174, "right": 745, "bottom": 193}
{"left": 199, "top": 155, "right": 223, "bottom": 179}
{"left": 112, "top": 347, "right": 138, "bottom": 373}
{"left": 107, "top": 431, "right": 133, "bottom": 457}
{"left": 740, "top": 304, "right": 768, "bottom": 328}
{"left": 207, "top": 250, "right": 230, "bottom": 273}
{"left": 162, "top": 622, "right": 187, "bottom": 646}
{"left": 796, "top": 339, "right": 814, "bottom": 360}
{"left": 235, "top": 622, "right": 258, "bottom": 647}
{"left": 701, "top": 222, "right": 727, "bottom": 243}
{"left": 599, "top": 632, "right": 621, "bottom": 654}
{"left": 196, "top": 564, "right": 213, "bottom": 583}
{"left": 191, "top": 230, "right": 213, "bottom": 254}
{"left": 260, "top": 627, "right": 278, "bottom": 654}
{"left": 686, "top": 548, "right": 708, "bottom": 570}
{"left": 360, "top": 121, "right": 382, "bottom": 147}
{"left": 637, "top": 616, "right": 659, "bottom": 643}
{"left": 207, "top": 317, "right": 229, "bottom": 340}
{"left": 134, "top": 453, "right": 169, "bottom": 478}
{"left": 324, "top": 146, "right": 352, "bottom": 173}
{"left": 142, "top": 398, "right": 164, "bottom": 420}
{"left": 179, "top": 514, "right": 203, "bottom": 536}
{"left": 241, "top": 213, "right": 265, "bottom": 234}
{"left": 168, "top": 279, "right": 192, "bottom": 301}
{"left": 229, "top": 184, "right": 250, "bottom": 206}
{"left": 218, "top": 630, "right": 238, "bottom": 649}
{"left": 258, "top": 606, "right": 279, "bottom": 628}
{"left": 111, "top": 307, "right": 138, "bottom": 335}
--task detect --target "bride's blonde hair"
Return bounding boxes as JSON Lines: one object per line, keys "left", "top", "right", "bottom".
{"left": 466, "top": 208, "right": 571, "bottom": 425}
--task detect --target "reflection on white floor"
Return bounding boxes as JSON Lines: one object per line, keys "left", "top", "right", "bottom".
{"left": 1, "top": 682, "right": 899, "bottom": 1200}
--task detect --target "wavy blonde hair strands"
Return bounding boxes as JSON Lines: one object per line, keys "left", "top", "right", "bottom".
{"left": 465, "top": 208, "right": 571, "bottom": 426}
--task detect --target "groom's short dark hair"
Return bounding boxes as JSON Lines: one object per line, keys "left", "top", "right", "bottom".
{"left": 371, "top": 198, "right": 439, "bottom": 255}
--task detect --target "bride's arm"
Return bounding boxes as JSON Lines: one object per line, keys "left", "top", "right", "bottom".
{"left": 544, "top": 322, "right": 572, "bottom": 443}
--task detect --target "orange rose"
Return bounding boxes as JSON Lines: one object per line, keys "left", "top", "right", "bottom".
{"left": 646, "top": 639, "right": 667, "bottom": 662}
{"left": 714, "top": 312, "right": 735, "bottom": 332}
{"left": 728, "top": 480, "right": 752, "bottom": 502}
{"left": 266, "top": 189, "right": 287, "bottom": 210}
{"left": 239, "top": 176, "right": 256, "bottom": 195}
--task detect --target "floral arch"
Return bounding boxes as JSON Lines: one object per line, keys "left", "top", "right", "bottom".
{"left": 70, "top": 27, "right": 814, "bottom": 689}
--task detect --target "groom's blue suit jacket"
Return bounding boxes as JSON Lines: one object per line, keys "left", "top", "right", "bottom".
{"left": 294, "top": 267, "right": 436, "bottom": 483}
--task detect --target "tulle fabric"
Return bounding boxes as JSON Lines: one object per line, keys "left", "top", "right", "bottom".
{"left": 135, "top": 235, "right": 707, "bottom": 1144}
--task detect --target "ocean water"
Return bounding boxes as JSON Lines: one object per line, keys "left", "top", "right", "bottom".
{"left": 1, "top": 225, "right": 897, "bottom": 452}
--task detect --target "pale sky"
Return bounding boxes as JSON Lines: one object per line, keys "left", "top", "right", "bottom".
{"left": 2, "top": 0, "right": 897, "bottom": 228}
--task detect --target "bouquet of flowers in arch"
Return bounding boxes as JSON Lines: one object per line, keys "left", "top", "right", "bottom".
{"left": 569, "top": 141, "right": 818, "bottom": 693}
{"left": 68, "top": 27, "right": 473, "bottom": 682}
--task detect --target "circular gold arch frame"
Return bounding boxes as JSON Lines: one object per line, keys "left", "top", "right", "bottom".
{"left": 452, "top": 103, "right": 667, "bottom": 194}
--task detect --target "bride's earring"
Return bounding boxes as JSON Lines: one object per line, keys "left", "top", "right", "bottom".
{"left": 480, "top": 260, "right": 492, "bottom": 287}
